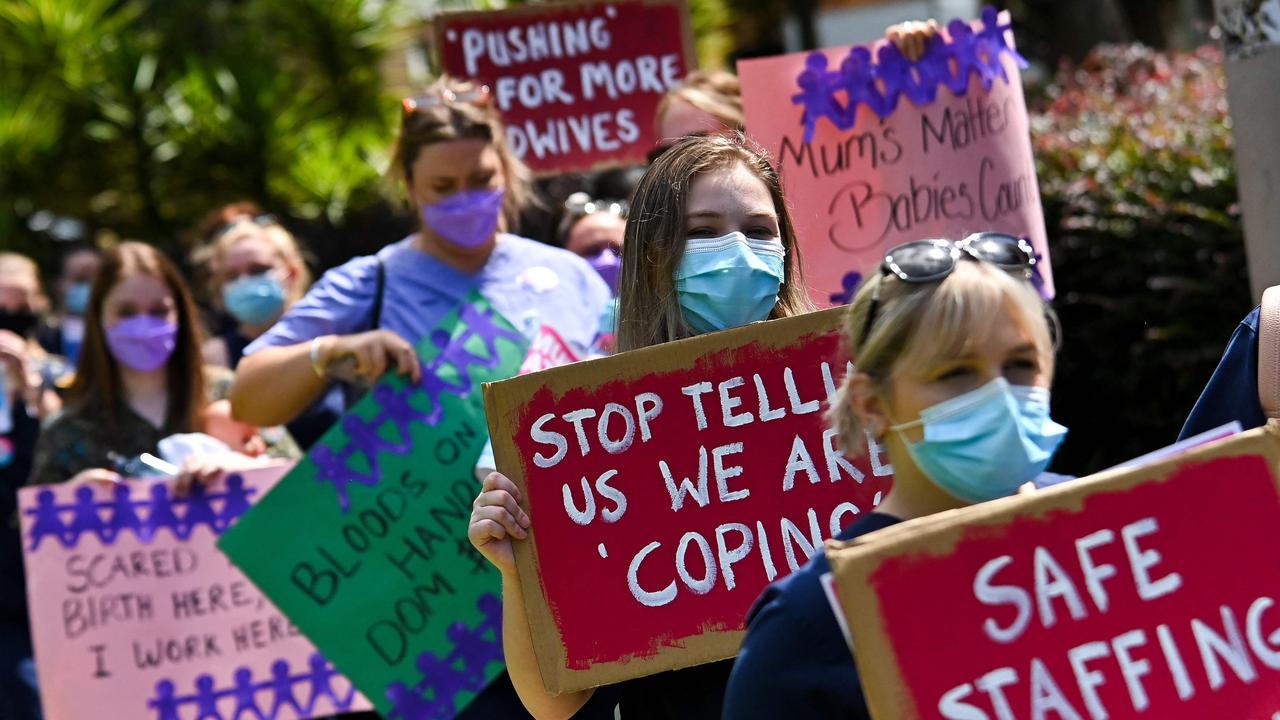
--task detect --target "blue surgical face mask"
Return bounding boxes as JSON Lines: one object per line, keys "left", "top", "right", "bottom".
{"left": 222, "top": 272, "right": 287, "bottom": 326}
{"left": 64, "top": 282, "right": 91, "bottom": 316}
{"left": 889, "top": 377, "right": 1068, "bottom": 503}
{"left": 675, "top": 232, "right": 785, "bottom": 333}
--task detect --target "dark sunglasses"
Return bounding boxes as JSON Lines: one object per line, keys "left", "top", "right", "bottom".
{"left": 857, "top": 232, "right": 1037, "bottom": 348}
{"left": 209, "top": 213, "right": 278, "bottom": 242}
{"left": 401, "top": 85, "right": 491, "bottom": 113}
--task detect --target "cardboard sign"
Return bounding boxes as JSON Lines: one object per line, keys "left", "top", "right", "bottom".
{"left": 739, "top": 9, "right": 1053, "bottom": 307}
{"left": 435, "top": 0, "right": 694, "bottom": 174}
{"left": 19, "top": 466, "right": 372, "bottom": 720}
{"left": 219, "top": 295, "right": 527, "bottom": 719}
{"left": 485, "top": 307, "right": 893, "bottom": 692}
{"left": 828, "top": 427, "right": 1280, "bottom": 719}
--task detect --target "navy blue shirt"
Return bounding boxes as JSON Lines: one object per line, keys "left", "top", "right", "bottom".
{"left": 1180, "top": 307, "right": 1266, "bottom": 440}
{"left": 723, "top": 513, "right": 901, "bottom": 719}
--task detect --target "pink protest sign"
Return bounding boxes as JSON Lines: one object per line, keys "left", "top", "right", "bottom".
{"left": 519, "top": 324, "right": 585, "bottom": 374}
{"left": 739, "top": 8, "right": 1053, "bottom": 307}
{"left": 19, "top": 466, "right": 371, "bottom": 720}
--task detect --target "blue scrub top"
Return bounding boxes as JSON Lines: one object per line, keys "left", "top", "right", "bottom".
{"left": 723, "top": 512, "right": 902, "bottom": 719}
{"left": 246, "top": 233, "right": 610, "bottom": 363}
{"left": 1179, "top": 306, "right": 1266, "bottom": 440}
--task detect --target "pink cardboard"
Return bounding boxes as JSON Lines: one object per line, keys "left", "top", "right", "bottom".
{"left": 19, "top": 465, "right": 370, "bottom": 720}
{"left": 738, "top": 12, "right": 1053, "bottom": 307}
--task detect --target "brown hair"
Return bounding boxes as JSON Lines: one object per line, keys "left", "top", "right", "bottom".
{"left": 190, "top": 202, "right": 312, "bottom": 306}
{"left": 616, "top": 133, "right": 813, "bottom": 352}
{"left": 0, "top": 252, "right": 49, "bottom": 312}
{"left": 69, "top": 242, "right": 208, "bottom": 432}
{"left": 656, "top": 70, "right": 745, "bottom": 137}
{"left": 390, "top": 75, "right": 532, "bottom": 230}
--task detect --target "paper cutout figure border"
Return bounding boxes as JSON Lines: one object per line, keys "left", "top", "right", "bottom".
{"left": 25, "top": 475, "right": 257, "bottom": 550}
{"left": 146, "top": 653, "right": 357, "bottom": 720}
{"left": 792, "top": 6, "right": 1027, "bottom": 143}
{"left": 384, "top": 593, "right": 503, "bottom": 720}
{"left": 311, "top": 303, "right": 524, "bottom": 512}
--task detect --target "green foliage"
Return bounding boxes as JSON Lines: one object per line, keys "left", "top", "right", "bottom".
{"left": 0, "top": 0, "right": 401, "bottom": 261}
{"left": 1031, "top": 43, "right": 1251, "bottom": 474}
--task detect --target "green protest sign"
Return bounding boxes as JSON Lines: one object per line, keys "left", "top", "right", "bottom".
{"left": 219, "top": 294, "right": 527, "bottom": 718}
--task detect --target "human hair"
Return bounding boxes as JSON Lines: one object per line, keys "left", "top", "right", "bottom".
{"left": 656, "top": 70, "right": 745, "bottom": 136}
{"left": 190, "top": 202, "right": 312, "bottom": 306}
{"left": 69, "top": 242, "right": 207, "bottom": 432}
{"left": 615, "top": 133, "right": 813, "bottom": 352}
{"left": 0, "top": 252, "right": 48, "bottom": 311}
{"left": 390, "top": 75, "right": 532, "bottom": 230}
{"left": 828, "top": 260, "right": 1058, "bottom": 455}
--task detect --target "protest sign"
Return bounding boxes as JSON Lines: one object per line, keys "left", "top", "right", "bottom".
{"left": 828, "top": 427, "right": 1280, "bottom": 719}
{"left": 219, "top": 294, "right": 527, "bottom": 719}
{"left": 485, "top": 306, "right": 894, "bottom": 692}
{"left": 435, "top": 0, "right": 694, "bottom": 174}
{"left": 19, "top": 465, "right": 371, "bottom": 720}
{"left": 739, "top": 8, "right": 1054, "bottom": 307}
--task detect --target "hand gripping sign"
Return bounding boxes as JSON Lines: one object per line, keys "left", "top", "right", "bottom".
{"left": 485, "top": 306, "right": 893, "bottom": 692}
{"left": 219, "top": 294, "right": 527, "bottom": 720}
{"left": 738, "top": 7, "right": 1053, "bottom": 308}
{"left": 19, "top": 465, "right": 372, "bottom": 720}
{"left": 828, "top": 426, "right": 1280, "bottom": 719}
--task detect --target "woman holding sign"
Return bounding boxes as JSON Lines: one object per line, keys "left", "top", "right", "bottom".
{"left": 230, "top": 76, "right": 610, "bottom": 427}
{"left": 721, "top": 234, "right": 1069, "bottom": 718}
{"left": 469, "top": 132, "right": 814, "bottom": 718}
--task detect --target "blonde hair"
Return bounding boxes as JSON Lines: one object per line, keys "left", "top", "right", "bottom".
{"left": 0, "top": 252, "right": 48, "bottom": 310}
{"left": 194, "top": 221, "right": 311, "bottom": 306}
{"left": 390, "top": 75, "right": 532, "bottom": 230}
{"left": 828, "top": 260, "right": 1057, "bottom": 455}
{"left": 657, "top": 70, "right": 744, "bottom": 135}
{"left": 616, "top": 133, "right": 814, "bottom": 352}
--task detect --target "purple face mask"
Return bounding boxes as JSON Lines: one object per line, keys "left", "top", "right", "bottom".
{"left": 587, "top": 248, "right": 621, "bottom": 293}
{"left": 106, "top": 315, "right": 178, "bottom": 372}
{"left": 421, "top": 188, "right": 505, "bottom": 249}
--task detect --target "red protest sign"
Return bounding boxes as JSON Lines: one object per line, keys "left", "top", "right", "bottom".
{"left": 435, "top": 0, "right": 694, "bottom": 175}
{"left": 485, "top": 307, "right": 892, "bottom": 691}
{"left": 829, "top": 428, "right": 1280, "bottom": 719}
{"left": 738, "top": 10, "right": 1053, "bottom": 307}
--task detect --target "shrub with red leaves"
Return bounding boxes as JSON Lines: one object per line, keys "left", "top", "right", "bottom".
{"left": 1030, "top": 43, "right": 1251, "bottom": 473}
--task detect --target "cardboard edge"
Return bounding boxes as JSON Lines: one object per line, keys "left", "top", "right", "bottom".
{"left": 826, "top": 425, "right": 1280, "bottom": 719}
{"left": 483, "top": 381, "right": 575, "bottom": 695}
{"left": 482, "top": 306, "right": 849, "bottom": 693}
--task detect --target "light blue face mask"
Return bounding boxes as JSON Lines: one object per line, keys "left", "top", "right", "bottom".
{"left": 222, "top": 272, "right": 287, "bottom": 326}
{"left": 675, "top": 231, "right": 785, "bottom": 333}
{"left": 64, "top": 282, "right": 91, "bottom": 316}
{"left": 889, "top": 377, "right": 1068, "bottom": 502}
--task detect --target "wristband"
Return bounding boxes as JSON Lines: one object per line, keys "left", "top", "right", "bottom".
{"left": 310, "top": 336, "right": 329, "bottom": 379}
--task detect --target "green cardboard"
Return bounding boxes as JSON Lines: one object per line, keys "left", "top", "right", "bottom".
{"left": 219, "top": 294, "right": 527, "bottom": 717}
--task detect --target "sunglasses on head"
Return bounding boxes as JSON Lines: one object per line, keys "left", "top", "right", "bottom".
{"left": 857, "top": 232, "right": 1037, "bottom": 348}
{"left": 563, "top": 192, "right": 627, "bottom": 219}
{"left": 402, "top": 85, "right": 491, "bottom": 113}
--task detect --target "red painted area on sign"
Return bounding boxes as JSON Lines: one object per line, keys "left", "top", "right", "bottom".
{"left": 871, "top": 454, "right": 1280, "bottom": 718}
{"left": 510, "top": 330, "right": 890, "bottom": 668}
{"left": 436, "top": 1, "right": 690, "bottom": 174}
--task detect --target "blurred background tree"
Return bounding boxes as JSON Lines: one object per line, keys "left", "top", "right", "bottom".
{"left": 0, "top": 0, "right": 1256, "bottom": 473}
{"left": 0, "top": 0, "right": 413, "bottom": 268}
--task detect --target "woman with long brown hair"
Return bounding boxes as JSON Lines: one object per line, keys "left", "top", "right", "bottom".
{"left": 468, "top": 133, "right": 815, "bottom": 719}
{"left": 29, "top": 242, "right": 223, "bottom": 486}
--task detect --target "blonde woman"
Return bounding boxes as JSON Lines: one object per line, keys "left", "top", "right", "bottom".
{"left": 468, "top": 134, "right": 814, "bottom": 718}
{"left": 192, "top": 202, "right": 312, "bottom": 370}
{"left": 723, "top": 234, "right": 1067, "bottom": 718}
